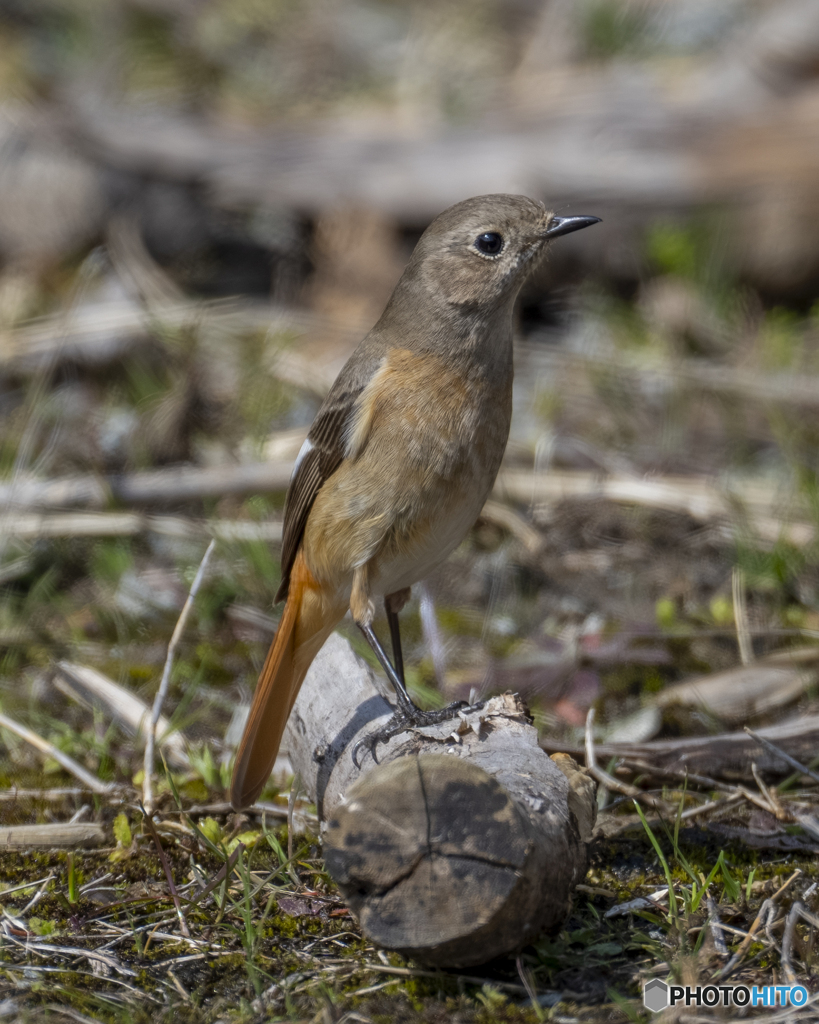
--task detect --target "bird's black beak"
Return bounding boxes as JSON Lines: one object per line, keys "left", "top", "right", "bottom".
{"left": 545, "top": 215, "right": 602, "bottom": 239}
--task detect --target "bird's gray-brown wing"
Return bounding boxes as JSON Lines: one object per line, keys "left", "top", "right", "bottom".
{"left": 275, "top": 398, "right": 349, "bottom": 602}
{"left": 274, "top": 331, "right": 391, "bottom": 602}
{"left": 275, "top": 349, "right": 384, "bottom": 602}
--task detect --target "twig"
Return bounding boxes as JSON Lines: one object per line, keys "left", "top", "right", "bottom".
{"left": 679, "top": 792, "right": 743, "bottom": 820}
{"left": 55, "top": 662, "right": 188, "bottom": 769}
{"left": 499, "top": 467, "right": 816, "bottom": 547}
{"left": 744, "top": 727, "right": 819, "bottom": 785}
{"left": 44, "top": 1004, "right": 103, "bottom": 1024}
{"left": 480, "top": 499, "right": 543, "bottom": 555}
{"left": 140, "top": 808, "right": 192, "bottom": 939}
{"left": 361, "top": 962, "right": 528, "bottom": 993}
{"left": 516, "top": 954, "right": 542, "bottom": 1016}
{"left": 714, "top": 869, "right": 801, "bottom": 980}
{"left": 781, "top": 901, "right": 819, "bottom": 985}
{"left": 143, "top": 539, "right": 215, "bottom": 814}
{"left": 0, "top": 877, "right": 52, "bottom": 899}
{"left": 0, "top": 959, "right": 157, "bottom": 1000}
{"left": 706, "top": 894, "right": 729, "bottom": 956}
{"left": 0, "top": 711, "right": 116, "bottom": 794}
{"left": 699, "top": 921, "right": 777, "bottom": 944}
{"left": 20, "top": 874, "right": 55, "bottom": 916}
{"left": 584, "top": 709, "right": 667, "bottom": 810}
{"left": 732, "top": 567, "right": 753, "bottom": 665}
{"left": 166, "top": 969, "right": 191, "bottom": 1002}
{"left": 344, "top": 980, "right": 396, "bottom": 998}
{"left": 750, "top": 763, "right": 778, "bottom": 815}
{"left": 617, "top": 760, "right": 739, "bottom": 793}
{"left": 0, "top": 787, "right": 94, "bottom": 801}
{"left": 543, "top": 713, "right": 819, "bottom": 777}
{"left": 0, "top": 463, "right": 294, "bottom": 511}
{"left": 287, "top": 774, "right": 302, "bottom": 887}
{"left": 184, "top": 844, "right": 244, "bottom": 910}
{"left": 98, "top": 920, "right": 210, "bottom": 952}
{"left": 18, "top": 940, "right": 137, "bottom": 977}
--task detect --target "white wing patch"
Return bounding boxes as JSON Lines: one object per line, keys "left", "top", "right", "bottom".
{"left": 290, "top": 437, "right": 314, "bottom": 481}
{"left": 344, "top": 356, "right": 390, "bottom": 461}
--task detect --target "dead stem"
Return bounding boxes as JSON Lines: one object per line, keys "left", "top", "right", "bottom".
{"left": 142, "top": 537, "right": 215, "bottom": 814}
{"left": 141, "top": 808, "right": 192, "bottom": 939}
{"left": 732, "top": 567, "right": 753, "bottom": 666}
{"left": 781, "top": 900, "right": 819, "bottom": 985}
{"left": 584, "top": 708, "right": 668, "bottom": 810}
{"left": 745, "top": 727, "right": 819, "bottom": 785}
{"left": 706, "top": 894, "right": 730, "bottom": 957}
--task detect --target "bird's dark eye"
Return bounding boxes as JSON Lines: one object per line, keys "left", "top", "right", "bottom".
{"left": 474, "top": 232, "right": 503, "bottom": 256}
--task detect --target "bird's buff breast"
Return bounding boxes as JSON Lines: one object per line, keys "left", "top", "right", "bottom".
{"left": 303, "top": 346, "right": 512, "bottom": 596}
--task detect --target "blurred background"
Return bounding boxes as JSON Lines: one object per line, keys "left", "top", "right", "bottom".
{"left": 2, "top": 0, "right": 819, "bottom": 793}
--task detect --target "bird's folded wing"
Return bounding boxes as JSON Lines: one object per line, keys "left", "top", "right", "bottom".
{"left": 275, "top": 393, "right": 353, "bottom": 602}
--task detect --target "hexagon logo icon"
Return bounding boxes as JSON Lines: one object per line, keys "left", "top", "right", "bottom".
{"left": 644, "top": 979, "right": 669, "bottom": 1013}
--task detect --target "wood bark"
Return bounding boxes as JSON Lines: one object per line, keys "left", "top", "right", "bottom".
{"left": 282, "top": 632, "right": 596, "bottom": 968}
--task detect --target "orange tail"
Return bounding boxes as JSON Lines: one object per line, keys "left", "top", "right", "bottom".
{"left": 229, "top": 551, "right": 344, "bottom": 810}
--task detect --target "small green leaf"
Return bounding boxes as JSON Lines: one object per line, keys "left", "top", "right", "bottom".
{"left": 709, "top": 595, "right": 734, "bottom": 626}
{"left": 199, "top": 816, "right": 223, "bottom": 846}
{"left": 719, "top": 851, "right": 740, "bottom": 903}
{"left": 585, "top": 941, "right": 623, "bottom": 956}
{"left": 655, "top": 597, "right": 676, "bottom": 629}
{"left": 112, "top": 813, "right": 132, "bottom": 847}
{"left": 227, "top": 831, "right": 261, "bottom": 855}
{"left": 28, "top": 917, "right": 57, "bottom": 936}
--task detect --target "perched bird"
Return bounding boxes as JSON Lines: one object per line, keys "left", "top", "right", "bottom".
{"left": 229, "top": 194, "right": 600, "bottom": 810}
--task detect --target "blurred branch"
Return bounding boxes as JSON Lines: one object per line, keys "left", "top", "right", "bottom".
{"left": 521, "top": 340, "right": 819, "bottom": 411}
{"left": 0, "top": 463, "right": 813, "bottom": 551}
{"left": 0, "top": 297, "right": 308, "bottom": 374}
{"left": 0, "top": 461, "right": 293, "bottom": 508}
{"left": 54, "top": 662, "right": 189, "bottom": 769}
{"left": 0, "top": 823, "right": 105, "bottom": 848}
{"left": 543, "top": 712, "right": 819, "bottom": 778}
{"left": 496, "top": 468, "right": 814, "bottom": 547}
{"left": 0, "top": 709, "right": 117, "bottom": 794}
{"left": 0, "top": 511, "right": 281, "bottom": 542}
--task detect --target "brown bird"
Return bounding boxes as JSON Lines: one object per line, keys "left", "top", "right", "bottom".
{"left": 229, "top": 194, "right": 600, "bottom": 810}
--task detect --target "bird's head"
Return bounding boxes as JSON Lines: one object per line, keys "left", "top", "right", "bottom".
{"left": 407, "top": 193, "right": 600, "bottom": 309}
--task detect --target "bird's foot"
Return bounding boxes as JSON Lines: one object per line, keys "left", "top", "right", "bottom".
{"left": 351, "top": 698, "right": 482, "bottom": 768}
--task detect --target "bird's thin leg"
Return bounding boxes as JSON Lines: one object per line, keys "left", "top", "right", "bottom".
{"left": 354, "top": 621, "right": 473, "bottom": 767}
{"left": 350, "top": 570, "right": 416, "bottom": 719}
{"left": 352, "top": 576, "right": 478, "bottom": 767}
{"left": 357, "top": 622, "right": 417, "bottom": 719}
{"left": 384, "top": 593, "right": 405, "bottom": 687}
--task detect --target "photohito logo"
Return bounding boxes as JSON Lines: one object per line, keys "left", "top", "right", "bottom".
{"left": 643, "top": 981, "right": 809, "bottom": 1012}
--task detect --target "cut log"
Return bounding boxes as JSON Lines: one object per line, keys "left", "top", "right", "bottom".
{"left": 282, "top": 633, "right": 596, "bottom": 968}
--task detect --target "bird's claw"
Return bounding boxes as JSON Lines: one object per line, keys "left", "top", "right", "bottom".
{"left": 351, "top": 733, "right": 381, "bottom": 770}
{"left": 351, "top": 711, "right": 411, "bottom": 768}
{"left": 351, "top": 699, "right": 482, "bottom": 769}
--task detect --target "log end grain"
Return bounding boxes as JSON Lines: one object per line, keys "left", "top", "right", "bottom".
{"left": 324, "top": 753, "right": 578, "bottom": 967}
